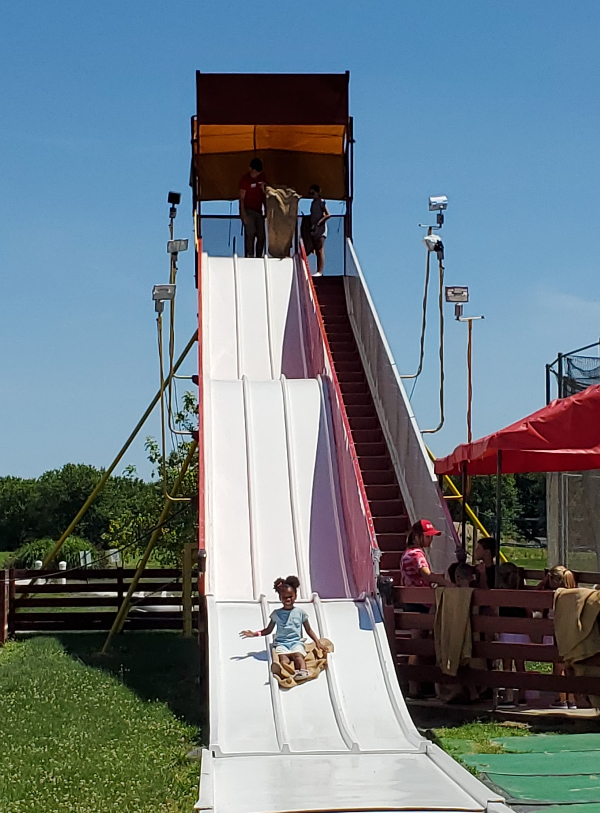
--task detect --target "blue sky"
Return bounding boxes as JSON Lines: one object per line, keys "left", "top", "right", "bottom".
{"left": 2, "top": 1, "right": 600, "bottom": 479}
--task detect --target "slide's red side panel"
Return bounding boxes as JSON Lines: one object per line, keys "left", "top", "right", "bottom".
{"left": 197, "top": 240, "right": 206, "bottom": 595}
{"left": 296, "top": 248, "right": 377, "bottom": 595}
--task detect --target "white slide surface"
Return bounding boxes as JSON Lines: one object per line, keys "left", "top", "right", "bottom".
{"left": 198, "top": 254, "right": 510, "bottom": 813}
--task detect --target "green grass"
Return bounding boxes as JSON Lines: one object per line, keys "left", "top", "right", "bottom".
{"left": 501, "top": 546, "right": 547, "bottom": 570}
{"left": 433, "top": 721, "right": 531, "bottom": 771}
{"left": 0, "top": 634, "right": 202, "bottom": 812}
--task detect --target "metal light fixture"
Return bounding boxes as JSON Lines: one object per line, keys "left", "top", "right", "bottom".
{"left": 152, "top": 283, "right": 176, "bottom": 313}
{"left": 167, "top": 239, "right": 188, "bottom": 255}
{"left": 419, "top": 194, "right": 448, "bottom": 230}
{"left": 168, "top": 191, "right": 181, "bottom": 222}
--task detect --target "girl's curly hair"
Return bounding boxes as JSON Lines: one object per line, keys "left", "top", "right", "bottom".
{"left": 273, "top": 575, "right": 300, "bottom": 594}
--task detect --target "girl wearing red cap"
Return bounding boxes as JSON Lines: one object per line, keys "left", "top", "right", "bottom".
{"left": 401, "top": 520, "right": 453, "bottom": 699}
{"left": 400, "top": 519, "right": 453, "bottom": 597}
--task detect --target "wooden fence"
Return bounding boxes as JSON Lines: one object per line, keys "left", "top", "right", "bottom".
{"left": 0, "top": 565, "right": 199, "bottom": 640}
{"left": 395, "top": 584, "right": 600, "bottom": 697}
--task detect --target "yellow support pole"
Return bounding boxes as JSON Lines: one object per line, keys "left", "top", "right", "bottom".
{"left": 426, "top": 445, "right": 507, "bottom": 562}
{"left": 102, "top": 439, "right": 198, "bottom": 653}
{"left": 39, "top": 330, "right": 198, "bottom": 570}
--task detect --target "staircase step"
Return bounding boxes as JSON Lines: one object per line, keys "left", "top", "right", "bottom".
{"left": 369, "top": 500, "right": 406, "bottom": 517}
{"left": 337, "top": 371, "right": 366, "bottom": 383}
{"left": 354, "top": 441, "right": 387, "bottom": 457}
{"left": 342, "top": 392, "right": 372, "bottom": 406}
{"left": 366, "top": 484, "right": 401, "bottom": 500}
{"left": 377, "top": 533, "right": 408, "bottom": 552}
{"left": 348, "top": 416, "right": 380, "bottom": 431}
{"left": 358, "top": 456, "right": 393, "bottom": 471}
{"left": 380, "top": 551, "right": 402, "bottom": 570}
{"left": 319, "top": 305, "right": 348, "bottom": 317}
{"left": 321, "top": 315, "right": 349, "bottom": 326}
{"left": 339, "top": 381, "right": 369, "bottom": 394}
{"left": 360, "top": 469, "right": 396, "bottom": 485}
{"left": 346, "top": 405, "right": 377, "bottom": 418}
{"left": 352, "top": 429, "right": 384, "bottom": 444}
{"left": 374, "top": 516, "right": 410, "bottom": 534}
{"left": 335, "top": 362, "right": 364, "bottom": 374}
{"left": 330, "top": 350, "right": 361, "bottom": 363}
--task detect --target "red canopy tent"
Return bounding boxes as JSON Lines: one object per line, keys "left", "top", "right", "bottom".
{"left": 435, "top": 383, "right": 600, "bottom": 476}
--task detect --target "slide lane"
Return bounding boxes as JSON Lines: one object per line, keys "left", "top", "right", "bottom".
{"left": 204, "top": 254, "right": 305, "bottom": 382}
{"left": 206, "top": 376, "right": 353, "bottom": 600}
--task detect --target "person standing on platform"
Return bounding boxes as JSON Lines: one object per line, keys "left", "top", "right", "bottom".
{"left": 239, "top": 158, "right": 267, "bottom": 257}
{"left": 308, "top": 184, "right": 330, "bottom": 276}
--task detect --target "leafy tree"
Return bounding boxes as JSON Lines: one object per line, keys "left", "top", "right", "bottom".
{"left": 100, "top": 391, "right": 199, "bottom": 566}
{"left": 0, "top": 477, "right": 37, "bottom": 550}
{"left": 449, "top": 473, "right": 522, "bottom": 540}
{"left": 514, "top": 472, "right": 546, "bottom": 539}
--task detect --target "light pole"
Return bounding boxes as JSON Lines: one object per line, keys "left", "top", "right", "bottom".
{"left": 446, "top": 286, "right": 484, "bottom": 550}
{"left": 445, "top": 286, "right": 484, "bottom": 443}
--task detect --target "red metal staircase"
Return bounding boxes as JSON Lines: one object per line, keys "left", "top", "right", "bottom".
{"left": 313, "top": 276, "right": 410, "bottom": 585}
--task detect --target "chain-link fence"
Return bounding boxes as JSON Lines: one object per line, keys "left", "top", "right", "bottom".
{"left": 546, "top": 341, "right": 600, "bottom": 571}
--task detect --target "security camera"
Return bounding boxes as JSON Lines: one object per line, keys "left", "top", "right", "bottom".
{"left": 429, "top": 195, "right": 448, "bottom": 212}
{"left": 423, "top": 234, "right": 444, "bottom": 253}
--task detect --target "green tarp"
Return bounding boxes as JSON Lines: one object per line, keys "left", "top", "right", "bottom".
{"left": 461, "top": 752, "right": 600, "bottom": 776}
{"left": 483, "top": 773, "right": 600, "bottom": 805}
{"left": 492, "top": 734, "right": 600, "bottom": 754}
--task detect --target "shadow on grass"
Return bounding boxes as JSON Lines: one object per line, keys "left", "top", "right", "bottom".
{"left": 49, "top": 632, "right": 205, "bottom": 734}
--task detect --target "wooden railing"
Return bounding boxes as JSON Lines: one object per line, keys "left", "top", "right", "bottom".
{"left": 395, "top": 585, "right": 600, "bottom": 696}
{"left": 0, "top": 566, "right": 199, "bottom": 638}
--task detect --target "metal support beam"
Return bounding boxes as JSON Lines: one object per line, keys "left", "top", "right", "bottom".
{"left": 102, "top": 439, "right": 198, "bottom": 653}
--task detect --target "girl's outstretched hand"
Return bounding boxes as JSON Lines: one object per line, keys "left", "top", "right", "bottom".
{"left": 240, "top": 630, "right": 257, "bottom": 638}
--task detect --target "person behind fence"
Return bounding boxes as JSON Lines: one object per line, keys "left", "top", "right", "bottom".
{"left": 537, "top": 565, "right": 579, "bottom": 709}
{"left": 240, "top": 575, "right": 326, "bottom": 680}
{"left": 474, "top": 536, "right": 499, "bottom": 588}
{"left": 308, "top": 184, "right": 330, "bottom": 277}
{"left": 496, "top": 562, "right": 528, "bottom": 708}
{"left": 239, "top": 158, "right": 267, "bottom": 258}
{"left": 400, "top": 519, "right": 454, "bottom": 699}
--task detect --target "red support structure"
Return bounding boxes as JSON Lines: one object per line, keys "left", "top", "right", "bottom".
{"left": 197, "top": 239, "right": 206, "bottom": 596}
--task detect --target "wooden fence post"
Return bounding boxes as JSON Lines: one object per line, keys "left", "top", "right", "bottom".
{"left": 7, "top": 569, "right": 16, "bottom": 636}
{"left": 116, "top": 567, "right": 124, "bottom": 611}
{"left": 182, "top": 543, "right": 196, "bottom": 638}
{"left": 0, "top": 569, "right": 9, "bottom": 645}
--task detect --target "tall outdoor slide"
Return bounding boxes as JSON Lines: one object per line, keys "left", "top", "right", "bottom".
{"left": 196, "top": 251, "right": 510, "bottom": 813}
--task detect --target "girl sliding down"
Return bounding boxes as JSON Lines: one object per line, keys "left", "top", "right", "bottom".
{"left": 240, "top": 575, "right": 326, "bottom": 679}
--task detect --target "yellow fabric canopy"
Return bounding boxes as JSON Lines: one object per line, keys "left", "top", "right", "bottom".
{"left": 197, "top": 124, "right": 346, "bottom": 156}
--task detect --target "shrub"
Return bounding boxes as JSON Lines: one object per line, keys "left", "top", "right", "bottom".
{"left": 7, "top": 536, "right": 99, "bottom": 569}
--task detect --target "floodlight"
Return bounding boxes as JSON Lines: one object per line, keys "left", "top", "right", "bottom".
{"left": 167, "top": 191, "right": 181, "bottom": 206}
{"left": 429, "top": 195, "right": 448, "bottom": 212}
{"left": 167, "top": 239, "right": 188, "bottom": 254}
{"left": 152, "top": 284, "right": 176, "bottom": 301}
{"left": 152, "top": 283, "right": 176, "bottom": 313}
{"left": 445, "top": 286, "right": 469, "bottom": 303}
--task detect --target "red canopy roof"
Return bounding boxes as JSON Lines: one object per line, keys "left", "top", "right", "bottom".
{"left": 435, "top": 384, "right": 600, "bottom": 475}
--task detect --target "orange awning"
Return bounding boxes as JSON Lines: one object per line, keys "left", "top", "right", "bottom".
{"left": 197, "top": 124, "right": 346, "bottom": 156}
{"left": 191, "top": 73, "right": 351, "bottom": 202}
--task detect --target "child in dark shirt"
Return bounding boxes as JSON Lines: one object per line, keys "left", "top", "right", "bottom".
{"left": 496, "top": 562, "right": 528, "bottom": 708}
